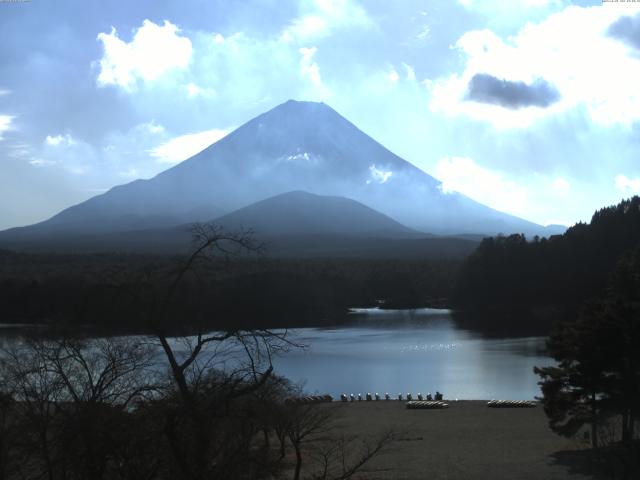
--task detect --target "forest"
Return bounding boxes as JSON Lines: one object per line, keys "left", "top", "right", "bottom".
{"left": 0, "top": 236, "right": 458, "bottom": 332}
{"left": 453, "top": 196, "right": 640, "bottom": 326}
{"left": 2, "top": 196, "right": 640, "bottom": 335}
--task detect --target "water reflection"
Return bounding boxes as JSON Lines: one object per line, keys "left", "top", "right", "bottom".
{"left": 273, "top": 308, "right": 552, "bottom": 400}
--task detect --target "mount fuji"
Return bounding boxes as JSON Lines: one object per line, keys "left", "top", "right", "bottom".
{"left": 0, "top": 100, "right": 563, "bottom": 253}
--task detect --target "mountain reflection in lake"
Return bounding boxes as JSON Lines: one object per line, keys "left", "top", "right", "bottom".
{"left": 273, "top": 309, "right": 552, "bottom": 400}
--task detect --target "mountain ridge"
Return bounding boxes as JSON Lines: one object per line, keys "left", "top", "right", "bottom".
{"left": 0, "top": 99, "right": 564, "bottom": 252}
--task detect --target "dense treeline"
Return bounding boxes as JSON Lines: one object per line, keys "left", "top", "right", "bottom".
{"left": 454, "top": 196, "right": 640, "bottom": 319}
{"left": 0, "top": 248, "right": 458, "bottom": 331}
{"left": 533, "top": 245, "right": 640, "bottom": 476}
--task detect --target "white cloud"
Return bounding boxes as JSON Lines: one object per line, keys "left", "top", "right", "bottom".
{"left": 434, "top": 156, "right": 528, "bottom": 213}
{"left": 430, "top": 4, "right": 640, "bottom": 128}
{"left": 45, "top": 134, "right": 76, "bottom": 146}
{"left": 113, "top": 23, "right": 333, "bottom": 108}
{"left": 403, "top": 63, "right": 416, "bottom": 82}
{"left": 96, "top": 20, "right": 193, "bottom": 90}
{"left": 458, "top": 0, "right": 562, "bottom": 8}
{"left": 367, "top": 164, "right": 393, "bottom": 184}
{"left": 140, "top": 121, "right": 165, "bottom": 134}
{"left": 282, "top": 152, "right": 321, "bottom": 165}
{"left": 0, "top": 115, "right": 13, "bottom": 140}
{"left": 29, "top": 158, "right": 57, "bottom": 167}
{"left": 282, "top": 0, "right": 371, "bottom": 42}
{"left": 615, "top": 174, "right": 640, "bottom": 194}
{"left": 415, "top": 25, "right": 430, "bottom": 41}
{"left": 41, "top": 134, "right": 99, "bottom": 175}
{"left": 148, "top": 128, "right": 231, "bottom": 164}
{"left": 285, "top": 16, "right": 328, "bottom": 42}
{"left": 388, "top": 68, "right": 400, "bottom": 84}
{"left": 185, "top": 82, "right": 216, "bottom": 99}
{"left": 299, "top": 47, "right": 323, "bottom": 87}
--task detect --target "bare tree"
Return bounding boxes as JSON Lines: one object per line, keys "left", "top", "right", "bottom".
{"left": 0, "top": 336, "right": 157, "bottom": 480}
{"left": 286, "top": 403, "right": 336, "bottom": 480}
{"left": 140, "top": 223, "right": 300, "bottom": 479}
{"left": 279, "top": 401, "right": 396, "bottom": 480}
{"left": 0, "top": 391, "right": 20, "bottom": 480}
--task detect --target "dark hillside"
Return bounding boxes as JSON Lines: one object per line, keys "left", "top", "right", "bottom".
{"left": 454, "top": 196, "right": 640, "bottom": 320}
{"left": 0, "top": 251, "right": 459, "bottom": 330}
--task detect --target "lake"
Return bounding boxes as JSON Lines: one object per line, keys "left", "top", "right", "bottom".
{"left": 273, "top": 308, "right": 552, "bottom": 400}
{"left": 0, "top": 308, "right": 553, "bottom": 401}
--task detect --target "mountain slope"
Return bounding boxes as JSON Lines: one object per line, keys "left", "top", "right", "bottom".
{"left": 0, "top": 191, "right": 482, "bottom": 258}
{"left": 0, "top": 99, "right": 562, "bottom": 249}
{"left": 213, "top": 191, "right": 419, "bottom": 237}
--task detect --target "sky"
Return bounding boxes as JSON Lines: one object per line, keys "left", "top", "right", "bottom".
{"left": 2, "top": 0, "right": 640, "bottom": 230}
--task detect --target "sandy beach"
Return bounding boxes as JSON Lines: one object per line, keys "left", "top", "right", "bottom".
{"left": 319, "top": 400, "right": 598, "bottom": 480}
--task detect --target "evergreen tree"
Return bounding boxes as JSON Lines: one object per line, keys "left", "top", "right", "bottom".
{"left": 535, "top": 247, "right": 640, "bottom": 447}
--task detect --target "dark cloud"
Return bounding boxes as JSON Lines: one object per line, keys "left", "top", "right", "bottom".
{"left": 465, "top": 73, "right": 560, "bottom": 109}
{"left": 607, "top": 13, "right": 640, "bottom": 50}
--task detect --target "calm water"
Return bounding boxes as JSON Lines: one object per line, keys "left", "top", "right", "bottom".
{"left": 0, "top": 309, "right": 553, "bottom": 400}
{"left": 273, "top": 308, "right": 552, "bottom": 400}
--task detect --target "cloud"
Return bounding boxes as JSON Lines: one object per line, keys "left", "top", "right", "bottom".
{"left": 148, "top": 128, "right": 231, "bottom": 164}
{"left": 608, "top": 12, "right": 640, "bottom": 51}
{"left": 0, "top": 115, "right": 12, "bottom": 141}
{"left": 466, "top": 73, "right": 560, "bottom": 109}
{"left": 430, "top": 4, "right": 640, "bottom": 128}
{"left": 299, "top": 47, "right": 323, "bottom": 87}
{"left": 45, "top": 134, "right": 76, "bottom": 147}
{"left": 415, "top": 25, "right": 430, "bottom": 41}
{"left": 367, "top": 164, "right": 393, "bottom": 184}
{"left": 403, "top": 63, "right": 416, "bottom": 82}
{"left": 29, "top": 158, "right": 57, "bottom": 167}
{"left": 455, "top": 0, "right": 566, "bottom": 23}
{"left": 388, "top": 68, "right": 400, "bottom": 84}
{"left": 185, "top": 82, "right": 215, "bottom": 99}
{"left": 282, "top": 0, "right": 371, "bottom": 42}
{"left": 284, "top": 15, "right": 327, "bottom": 42}
{"left": 96, "top": 20, "right": 193, "bottom": 90}
{"left": 32, "top": 121, "right": 188, "bottom": 179}
{"left": 458, "top": 0, "right": 561, "bottom": 8}
{"left": 157, "top": 28, "right": 332, "bottom": 108}
{"left": 615, "top": 174, "right": 640, "bottom": 194}
{"left": 141, "top": 121, "right": 165, "bottom": 134}
{"left": 5, "top": 0, "right": 637, "bottom": 233}
{"left": 41, "top": 135, "right": 97, "bottom": 175}
{"left": 434, "top": 156, "right": 528, "bottom": 213}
